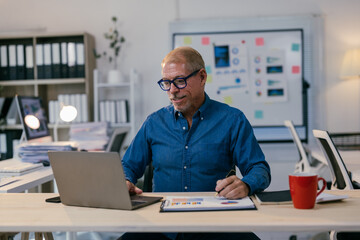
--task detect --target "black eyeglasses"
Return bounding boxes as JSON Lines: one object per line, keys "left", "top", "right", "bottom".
{"left": 157, "top": 69, "right": 201, "bottom": 91}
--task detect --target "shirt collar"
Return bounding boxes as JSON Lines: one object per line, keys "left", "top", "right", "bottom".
{"left": 172, "top": 92, "right": 210, "bottom": 120}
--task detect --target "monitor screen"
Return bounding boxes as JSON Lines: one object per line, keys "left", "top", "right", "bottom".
{"left": 15, "top": 95, "right": 51, "bottom": 141}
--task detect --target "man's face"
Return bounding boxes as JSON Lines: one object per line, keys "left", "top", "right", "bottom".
{"left": 162, "top": 62, "right": 205, "bottom": 117}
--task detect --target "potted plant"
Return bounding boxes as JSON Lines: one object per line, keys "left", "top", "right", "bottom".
{"left": 94, "top": 16, "right": 126, "bottom": 83}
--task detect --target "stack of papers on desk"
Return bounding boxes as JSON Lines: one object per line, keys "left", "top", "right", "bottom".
{"left": 160, "top": 196, "right": 256, "bottom": 212}
{"left": 69, "top": 122, "right": 109, "bottom": 151}
{"left": 17, "top": 142, "right": 78, "bottom": 163}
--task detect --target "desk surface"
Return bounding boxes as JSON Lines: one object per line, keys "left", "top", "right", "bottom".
{"left": 0, "top": 159, "right": 53, "bottom": 193}
{"left": 0, "top": 191, "right": 360, "bottom": 233}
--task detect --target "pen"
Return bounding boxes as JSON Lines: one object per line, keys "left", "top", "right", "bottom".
{"left": 215, "top": 168, "right": 236, "bottom": 196}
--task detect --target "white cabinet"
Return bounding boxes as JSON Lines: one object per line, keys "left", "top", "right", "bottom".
{"left": 93, "top": 69, "right": 141, "bottom": 140}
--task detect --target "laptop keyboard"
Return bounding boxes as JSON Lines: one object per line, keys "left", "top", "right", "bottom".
{"left": 131, "top": 200, "right": 146, "bottom": 206}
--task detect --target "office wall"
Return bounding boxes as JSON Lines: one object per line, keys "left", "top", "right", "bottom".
{"left": 0, "top": 0, "right": 359, "bottom": 133}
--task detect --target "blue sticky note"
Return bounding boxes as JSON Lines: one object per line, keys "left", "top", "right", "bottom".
{"left": 292, "top": 43, "right": 300, "bottom": 51}
{"left": 254, "top": 110, "right": 263, "bottom": 119}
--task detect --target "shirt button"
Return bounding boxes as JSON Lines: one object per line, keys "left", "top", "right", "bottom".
{"left": 201, "top": 117, "right": 204, "bottom": 120}
{"left": 184, "top": 166, "right": 187, "bottom": 169}
{"left": 182, "top": 126, "right": 186, "bottom": 130}
{"left": 184, "top": 186, "right": 188, "bottom": 190}
{"left": 185, "top": 146, "right": 188, "bottom": 149}
{"left": 178, "top": 113, "right": 181, "bottom": 117}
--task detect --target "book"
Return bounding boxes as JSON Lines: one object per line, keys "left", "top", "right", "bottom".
{"left": 255, "top": 190, "right": 349, "bottom": 205}
{"left": 160, "top": 195, "right": 256, "bottom": 212}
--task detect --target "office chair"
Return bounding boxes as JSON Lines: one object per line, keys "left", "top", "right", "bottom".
{"left": 313, "top": 130, "right": 360, "bottom": 240}
{"left": 313, "top": 129, "right": 360, "bottom": 190}
{"left": 284, "top": 121, "right": 328, "bottom": 177}
{"left": 105, "top": 127, "right": 130, "bottom": 154}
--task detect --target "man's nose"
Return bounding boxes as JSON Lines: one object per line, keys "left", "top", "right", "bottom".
{"left": 169, "top": 82, "right": 179, "bottom": 93}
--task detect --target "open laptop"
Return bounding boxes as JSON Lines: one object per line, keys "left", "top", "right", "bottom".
{"left": 48, "top": 151, "right": 162, "bottom": 210}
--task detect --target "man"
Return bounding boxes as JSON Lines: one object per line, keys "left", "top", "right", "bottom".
{"left": 121, "top": 46, "right": 271, "bottom": 240}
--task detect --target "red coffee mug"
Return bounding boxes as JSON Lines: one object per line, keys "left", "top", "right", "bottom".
{"left": 289, "top": 173, "right": 326, "bottom": 209}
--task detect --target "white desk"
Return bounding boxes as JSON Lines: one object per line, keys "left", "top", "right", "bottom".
{"left": 0, "top": 159, "right": 53, "bottom": 193}
{"left": 0, "top": 191, "right": 360, "bottom": 233}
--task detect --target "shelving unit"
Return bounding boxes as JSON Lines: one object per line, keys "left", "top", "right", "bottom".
{"left": 93, "top": 69, "right": 141, "bottom": 140}
{"left": 0, "top": 32, "right": 95, "bottom": 149}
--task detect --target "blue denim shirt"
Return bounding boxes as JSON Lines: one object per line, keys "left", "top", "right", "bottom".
{"left": 122, "top": 93, "right": 271, "bottom": 195}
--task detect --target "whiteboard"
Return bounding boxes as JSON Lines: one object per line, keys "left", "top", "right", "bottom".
{"left": 169, "top": 16, "right": 317, "bottom": 142}
{"left": 173, "top": 30, "right": 303, "bottom": 127}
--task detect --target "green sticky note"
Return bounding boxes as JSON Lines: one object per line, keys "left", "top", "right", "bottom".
{"left": 206, "top": 75, "right": 213, "bottom": 83}
{"left": 183, "top": 37, "right": 192, "bottom": 45}
{"left": 223, "top": 96, "right": 233, "bottom": 105}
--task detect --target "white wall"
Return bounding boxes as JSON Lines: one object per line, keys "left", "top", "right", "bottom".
{"left": 1, "top": 0, "right": 359, "bottom": 133}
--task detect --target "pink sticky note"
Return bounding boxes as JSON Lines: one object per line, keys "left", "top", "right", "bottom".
{"left": 202, "top": 37, "right": 210, "bottom": 45}
{"left": 255, "top": 37, "right": 264, "bottom": 46}
{"left": 292, "top": 66, "right": 300, "bottom": 74}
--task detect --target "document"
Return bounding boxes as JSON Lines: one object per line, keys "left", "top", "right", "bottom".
{"left": 160, "top": 195, "right": 256, "bottom": 212}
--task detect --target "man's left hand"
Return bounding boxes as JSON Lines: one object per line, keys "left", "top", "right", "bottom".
{"left": 215, "top": 176, "right": 249, "bottom": 199}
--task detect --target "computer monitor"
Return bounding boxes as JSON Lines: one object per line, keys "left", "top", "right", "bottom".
{"left": 106, "top": 127, "right": 130, "bottom": 153}
{"left": 15, "top": 95, "right": 52, "bottom": 143}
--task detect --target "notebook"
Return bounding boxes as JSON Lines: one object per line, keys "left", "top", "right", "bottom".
{"left": 48, "top": 151, "right": 162, "bottom": 210}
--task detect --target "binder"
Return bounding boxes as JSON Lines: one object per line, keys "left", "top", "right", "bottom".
{"left": 43, "top": 43, "right": 52, "bottom": 79}
{"left": 0, "top": 45, "right": 9, "bottom": 80}
{"left": 0, "top": 97, "right": 13, "bottom": 121}
{"left": 74, "top": 94, "right": 82, "bottom": 122}
{"left": 25, "top": 45, "right": 34, "bottom": 79}
{"left": 36, "top": 44, "right": 45, "bottom": 79}
{"left": 60, "top": 42, "right": 68, "bottom": 78}
{"left": 6, "top": 98, "right": 20, "bottom": 125}
{"left": 81, "top": 94, "right": 88, "bottom": 122}
{"left": 67, "top": 42, "right": 77, "bottom": 78}
{"left": 51, "top": 43, "right": 61, "bottom": 78}
{"left": 76, "top": 42, "right": 85, "bottom": 78}
{"left": 0, "top": 133, "right": 6, "bottom": 160}
{"left": 8, "top": 45, "right": 17, "bottom": 80}
{"left": 16, "top": 44, "right": 26, "bottom": 80}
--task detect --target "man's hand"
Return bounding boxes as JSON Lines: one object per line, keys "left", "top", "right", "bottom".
{"left": 126, "top": 180, "right": 143, "bottom": 195}
{"left": 215, "top": 176, "right": 249, "bottom": 199}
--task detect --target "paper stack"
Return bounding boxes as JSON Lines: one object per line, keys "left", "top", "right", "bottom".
{"left": 69, "top": 121, "right": 109, "bottom": 151}
{"left": 17, "top": 142, "right": 78, "bottom": 163}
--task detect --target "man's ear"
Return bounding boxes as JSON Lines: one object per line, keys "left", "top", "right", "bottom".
{"left": 199, "top": 69, "right": 207, "bottom": 86}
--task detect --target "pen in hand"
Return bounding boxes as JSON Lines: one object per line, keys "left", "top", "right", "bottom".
{"left": 215, "top": 168, "right": 236, "bottom": 196}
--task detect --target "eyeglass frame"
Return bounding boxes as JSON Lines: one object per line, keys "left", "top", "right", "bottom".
{"left": 157, "top": 69, "right": 201, "bottom": 91}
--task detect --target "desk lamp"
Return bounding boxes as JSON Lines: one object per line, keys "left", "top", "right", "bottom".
{"left": 19, "top": 114, "right": 41, "bottom": 144}
{"left": 53, "top": 104, "right": 77, "bottom": 142}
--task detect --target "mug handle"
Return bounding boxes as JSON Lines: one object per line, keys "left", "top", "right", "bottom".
{"left": 316, "top": 177, "right": 327, "bottom": 197}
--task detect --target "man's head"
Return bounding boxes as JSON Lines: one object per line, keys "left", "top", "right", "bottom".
{"left": 160, "top": 46, "right": 207, "bottom": 118}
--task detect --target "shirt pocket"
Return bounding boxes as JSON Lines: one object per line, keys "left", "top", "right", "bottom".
{"left": 192, "top": 143, "right": 232, "bottom": 172}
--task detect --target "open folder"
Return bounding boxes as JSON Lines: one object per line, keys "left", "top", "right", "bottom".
{"left": 160, "top": 195, "right": 256, "bottom": 212}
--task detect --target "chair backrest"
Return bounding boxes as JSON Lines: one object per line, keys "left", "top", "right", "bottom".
{"left": 106, "top": 127, "right": 130, "bottom": 153}
{"left": 284, "top": 120, "right": 310, "bottom": 172}
{"left": 312, "top": 129, "right": 353, "bottom": 190}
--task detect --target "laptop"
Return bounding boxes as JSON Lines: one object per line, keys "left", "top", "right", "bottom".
{"left": 48, "top": 151, "right": 162, "bottom": 210}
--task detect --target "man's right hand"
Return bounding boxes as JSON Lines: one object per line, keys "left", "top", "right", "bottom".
{"left": 126, "top": 180, "right": 143, "bottom": 195}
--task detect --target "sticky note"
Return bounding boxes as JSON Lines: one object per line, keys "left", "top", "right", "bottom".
{"left": 292, "top": 43, "right": 300, "bottom": 51}
{"left": 223, "top": 96, "right": 233, "bottom": 105}
{"left": 202, "top": 37, "right": 210, "bottom": 45}
{"left": 205, "top": 65, "right": 212, "bottom": 74}
{"left": 206, "top": 75, "right": 213, "bottom": 83}
{"left": 254, "top": 110, "right": 263, "bottom": 119}
{"left": 292, "top": 66, "right": 300, "bottom": 74}
{"left": 255, "top": 37, "right": 264, "bottom": 46}
{"left": 183, "top": 37, "right": 192, "bottom": 45}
